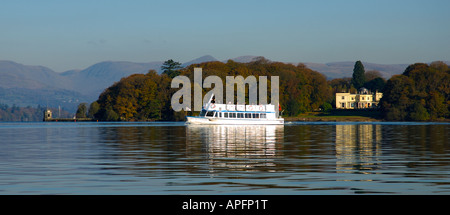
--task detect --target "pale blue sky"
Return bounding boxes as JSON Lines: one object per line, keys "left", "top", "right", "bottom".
{"left": 1, "top": 0, "right": 449, "bottom": 72}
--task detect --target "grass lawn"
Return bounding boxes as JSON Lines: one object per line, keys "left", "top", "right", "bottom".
{"left": 285, "top": 109, "right": 383, "bottom": 122}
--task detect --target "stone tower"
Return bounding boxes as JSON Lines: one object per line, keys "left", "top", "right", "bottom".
{"left": 43, "top": 109, "right": 52, "bottom": 121}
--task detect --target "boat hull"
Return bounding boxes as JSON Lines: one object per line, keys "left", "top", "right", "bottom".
{"left": 186, "top": 116, "right": 284, "bottom": 125}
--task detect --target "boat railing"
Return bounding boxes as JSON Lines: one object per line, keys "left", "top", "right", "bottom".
{"left": 206, "top": 103, "right": 275, "bottom": 112}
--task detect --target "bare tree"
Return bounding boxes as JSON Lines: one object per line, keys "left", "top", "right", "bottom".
{"left": 365, "top": 70, "right": 384, "bottom": 82}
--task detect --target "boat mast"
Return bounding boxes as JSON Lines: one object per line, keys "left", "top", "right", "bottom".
{"left": 205, "top": 93, "right": 214, "bottom": 110}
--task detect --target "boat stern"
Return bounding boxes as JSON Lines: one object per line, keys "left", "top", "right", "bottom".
{"left": 186, "top": 116, "right": 210, "bottom": 124}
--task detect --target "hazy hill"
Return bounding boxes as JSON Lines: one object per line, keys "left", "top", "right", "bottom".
{"left": 0, "top": 60, "right": 68, "bottom": 89}
{"left": 181, "top": 55, "right": 218, "bottom": 67}
{"left": 0, "top": 60, "right": 87, "bottom": 112}
{"left": 304, "top": 62, "right": 410, "bottom": 79}
{"left": 61, "top": 61, "right": 164, "bottom": 97}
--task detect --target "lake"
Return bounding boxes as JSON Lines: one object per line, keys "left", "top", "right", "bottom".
{"left": 0, "top": 121, "right": 448, "bottom": 194}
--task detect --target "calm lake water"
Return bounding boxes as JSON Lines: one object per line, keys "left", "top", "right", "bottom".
{"left": 0, "top": 121, "right": 448, "bottom": 194}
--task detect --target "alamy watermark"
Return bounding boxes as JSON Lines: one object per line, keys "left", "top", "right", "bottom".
{"left": 171, "top": 68, "right": 279, "bottom": 111}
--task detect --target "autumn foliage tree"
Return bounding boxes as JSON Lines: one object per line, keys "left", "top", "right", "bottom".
{"left": 92, "top": 58, "right": 450, "bottom": 122}
{"left": 381, "top": 62, "right": 450, "bottom": 121}
{"left": 75, "top": 103, "right": 88, "bottom": 118}
{"left": 94, "top": 58, "right": 330, "bottom": 120}
{"left": 179, "top": 59, "right": 329, "bottom": 116}
{"left": 95, "top": 70, "right": 173, "bottom": 121}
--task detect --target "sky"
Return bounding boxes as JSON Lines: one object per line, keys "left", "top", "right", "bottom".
{"left": 1, "top": 0, "right": 449, "bottom": 72}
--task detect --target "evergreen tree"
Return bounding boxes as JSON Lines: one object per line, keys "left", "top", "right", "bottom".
{"left": 351, "top": 61, "right": 366, "bottom": 89}
{"left": 161, "top": 59, "right": 182, "bottom": 78}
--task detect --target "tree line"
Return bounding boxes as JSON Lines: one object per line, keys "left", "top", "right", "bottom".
{"left": 89, "top": 58, "right": 331, "bottom": 121}
{"left": 79, "top": 59, "right": 450, "bottom": 122}
{"left": 2, "top": 59, "right": 446, "bottom": 122}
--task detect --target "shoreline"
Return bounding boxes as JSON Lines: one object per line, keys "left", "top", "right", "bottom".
{"left": 284, "top": 110, "right": 382, "bottom": 122}
{"left": 283, "top": 110, "right": 450, "bottom": 122}
{"left": 3, "top": 117, "right": 449, "bottom": 123}
{"left": 284, "top": 116, "right": 382, "bottom": 122}
{"left": 283, "top": 117, "right": 449, "bottom": 122}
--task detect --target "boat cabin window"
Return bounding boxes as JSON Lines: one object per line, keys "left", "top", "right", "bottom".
{"left": 212, "top": 112, "right": 268, "bottom": 119}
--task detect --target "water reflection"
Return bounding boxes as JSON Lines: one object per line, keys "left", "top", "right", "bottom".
{"left": 0, "top": 122, "right": 448, "bottom": 194}
{"left": 186, "top": 125, "right": 284, "bottom": 172}
{"left": 335, "top": 124, "right": 382, "bottom": 174}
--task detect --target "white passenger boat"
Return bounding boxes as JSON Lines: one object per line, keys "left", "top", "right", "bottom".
{"left": 186, "top": 95, "right": 284, "bottom": 125}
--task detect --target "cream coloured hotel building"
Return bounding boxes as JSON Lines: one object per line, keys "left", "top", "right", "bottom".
{"left": 336, "top": 88, "right": 383, "bottom": 109}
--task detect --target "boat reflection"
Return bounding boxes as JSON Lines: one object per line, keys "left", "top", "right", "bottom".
{"left": 335, "top": 124, "right": 382, "bottom": 174}
{"left": 186, "top": 125, "right": 284, "bottom": 172}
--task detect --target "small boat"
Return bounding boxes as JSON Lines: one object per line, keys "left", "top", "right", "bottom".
{"left": 186, "top": 94, "right": 284, "bottom": 125}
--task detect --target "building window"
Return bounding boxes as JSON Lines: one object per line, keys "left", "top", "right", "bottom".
{"left": 342, "top": 96, "right": 345, "bottom": 99}
{"left": 341, "top": 103, "right": 345, "bottom": 108}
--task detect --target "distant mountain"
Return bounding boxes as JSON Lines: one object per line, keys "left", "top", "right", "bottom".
{"left": 0, "top": 60, "right": 68, "bottom": 89}
{"left": 0, "top": 58, "right": 213, "bottom": 112}
{"left": 1, "top": 56, "right": 446, "bottom": 115}
{"left": 61, "top": 61, "right": 164, "bottom": 97}
{"left": 181, "top": 55, "right": 218, "bottom": 67}
{"left": 0, "top": 60, "right": 87, "bottom": 112}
